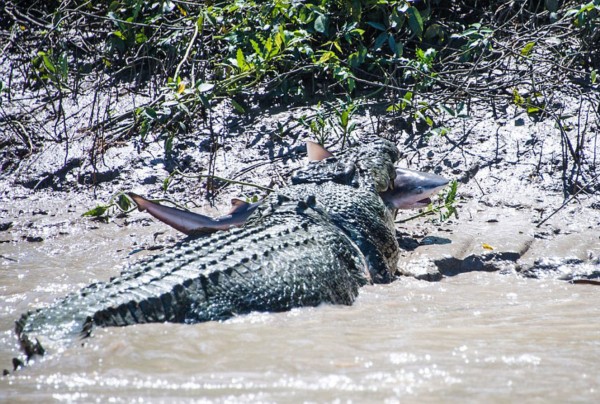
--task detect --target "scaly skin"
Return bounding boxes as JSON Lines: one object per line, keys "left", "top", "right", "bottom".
{"left": 14, "top": 138, "right": 400, "bottom": 366}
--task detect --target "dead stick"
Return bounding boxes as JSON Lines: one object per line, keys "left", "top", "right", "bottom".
{"left": 536, "top": 171, "right": 600, "bottom": 228}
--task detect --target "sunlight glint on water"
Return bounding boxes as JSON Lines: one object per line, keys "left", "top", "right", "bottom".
{"left": 1, "top": 243, "right": 599, "bottom": 402}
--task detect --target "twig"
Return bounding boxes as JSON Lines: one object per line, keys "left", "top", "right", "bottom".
{"left": 173, "top": 16, "right": 200, "bottom": 81}
{"left": 536, "top": 171, "right": 600, "bottom": 228}
{"left": 395, "top": 209, "right": 436, "bottom": 224}
{"left": 169, "top": 169, "right": 274, "bottom": 192}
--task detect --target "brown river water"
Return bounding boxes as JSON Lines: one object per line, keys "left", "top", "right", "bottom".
{"left": 1, "top": 214, "right": 599, "bottom": 403}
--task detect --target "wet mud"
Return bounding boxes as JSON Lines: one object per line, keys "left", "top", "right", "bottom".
{"left": 1, "top": 90, "right": 599, "bottom": 400}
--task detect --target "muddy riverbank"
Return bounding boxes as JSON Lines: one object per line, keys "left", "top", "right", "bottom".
{"left": 1, "top": 88, "right": 599, "bottom": 401}
{"left": 2, "top": 0, "right": 600, "bottom": 400}
{"left": 2, "top": 26, "right": 600, "bottom": 404}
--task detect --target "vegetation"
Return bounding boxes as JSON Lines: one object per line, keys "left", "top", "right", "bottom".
{"left": 1, "top": 1, "right": 598, "bottom": 214}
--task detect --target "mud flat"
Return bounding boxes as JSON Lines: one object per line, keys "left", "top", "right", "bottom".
{"left": 3, "top": 98, "right": 598, "bottom": 280}
{"left": 1, "top": 94, "right": 599, "bottom": 401}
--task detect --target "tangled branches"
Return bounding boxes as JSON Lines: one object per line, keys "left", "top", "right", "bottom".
{"left": 0, "top": 0, "right": 598, "bottom": 194}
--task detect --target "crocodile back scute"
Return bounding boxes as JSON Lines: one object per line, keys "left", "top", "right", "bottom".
{"left": 279, "top": 182, "right": 399, "bottom": 283}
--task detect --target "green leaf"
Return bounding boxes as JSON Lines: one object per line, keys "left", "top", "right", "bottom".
{"left": 197, "top": 82, "right": 214, "bottom": 93}
{"left": 387, "top": 35, "right": 396, "bottom": 54}
{"left": 440, "top": 104, "right": 456, "bottom": 117}
{"left": 366, "top": 21, "right": 386, "bottom": 31}
{"left": 407, "top": 7, "right": 423, "bottom": 38}
{"left": 135, "top": 32, "right": 148, "bottom": 44}
{"left": 446, "top": 180, "right": 458, "bottom": 203}
{"left": 314, "top": 14, "right": 329, "bottom": 34}
{"left": 116, "top": 194, "right": 131, "bottom": 211}
{"left": 275, "top": 29, "right": 284, "bottom": 48}
{"left": 114, "top": 30, "right": 128, "bottom": 41}
{"left": 347, "top": 77, "right": 356, "bottom": 93}
{"left": 431, "top": 127, "right": 449, "bottom": 136}
{"left": 521, "top": 41, "right": 535, "bottom": 56}
{"left": 390, "top": 9, "right": 405, "bottom": 29}
{"left": 199, "top": 94, "right": 210, "bottom": 107}
{"left": 415, "top": 48, "right": 425, "bottom": 62}
{"left": 57, "top": 53, "right": 68, "bottom": 75}
{"left": 250, "top": 39, "right": 263, "bottom": 58}
{"left": 394, "top": 41, "right": 404, "bottom": 57}
{"left": 264, "top": 36, "right": 274, "bottom": 58}
{"left": 231, "top": 99, "right": 246, "bottom": 113}
{"left": 348, "top": 45, "right": 367, "bottom": 68}
{"left": 438, "top": 180, "right": 459, "bottom": 222}
{"left": 82, "top": 204, "right": 109, "bottom": 217}
{"left": 318, "top": 50, "right": 335, "bottom": 63}
{"left": 386, "top": 103, "right": 401, "bottom": 112}
{"left": 164, "top": 135, "right": 174, "bottom": 154}
{"left": 162, "top": 177, "right": 171, "bottom": 192}
{"left": 41, "top": 54, "right": 56, "bottom": 74}
{"left": 402, "top": 91, "right": 413, "bottom": 110}
{"left": 340, "top": 110, "right": 349, "bottom": 127}
{"left": 236, "top": 48, "right": 247, "bottom": 71}
{"left": 205, "top": 10, "right": 217, "bottom": 25}
{"left": 512, "top": 89, "right": 525, "bottom": 106}
{"left": 592, "top": 69, "right": 597, "bottom": 84}
{"left": 332, "top": 40, "right": 342, "bottom": 53}
{"left": 374, "top": 32, "right": 388, "bottom": 50}
{"left": 144, "top": 107, "right": 157, "bottom": 120}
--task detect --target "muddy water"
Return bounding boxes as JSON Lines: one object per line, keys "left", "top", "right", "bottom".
{"left": 1, "top": 221, "right": 600, "bottom": 402}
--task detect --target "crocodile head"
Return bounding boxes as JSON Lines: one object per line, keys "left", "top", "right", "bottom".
{"left": 301, "top": 139, "right": 448, "bottom": 210}
{"left": 292, "top": 137, "right": 400, "bottom": 194}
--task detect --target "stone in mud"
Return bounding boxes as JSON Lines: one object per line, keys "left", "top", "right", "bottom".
{"left": 519, "top": 257, "right": 600, "bottom": 281}
{"left": 397, "top": 258, "right": 443, "bottom": 281}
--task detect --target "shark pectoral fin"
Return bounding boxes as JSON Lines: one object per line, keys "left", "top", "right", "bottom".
{"left": 306, "top": 141, "right": 334, "bottom": 161}
{"left": 127, "top": 192, "right": 222, "bottom": 235}
{"left": 221, "top": 199, "right": 262, "bottom": 227}
{"left": 229, "top": 198, "right": 250, "bottom": 215}
{"left": 128, "top": 192, "right": 152, "bottom": 212}
{"left": 228, "top": 198, "right": 261, "bottom": 216}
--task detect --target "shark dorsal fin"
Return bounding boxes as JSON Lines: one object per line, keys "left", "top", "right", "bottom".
{"left": 306, "top": 141, "right": 333, "bottom": 161}
{"left": 228, "top": 198, "right": 250, "bottom": 215}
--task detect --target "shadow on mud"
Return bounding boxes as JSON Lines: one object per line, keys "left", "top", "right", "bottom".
{"left": 397, "top": 231, "right": 452, "bottom": 252}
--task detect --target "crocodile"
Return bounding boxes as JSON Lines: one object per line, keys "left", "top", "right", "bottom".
{"left": 11, "top": 137, "right": 445, "bottom": 369}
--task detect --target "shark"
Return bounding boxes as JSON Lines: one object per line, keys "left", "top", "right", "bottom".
{"left": 130, "top": 141, "right": 449, "bottom": 235}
